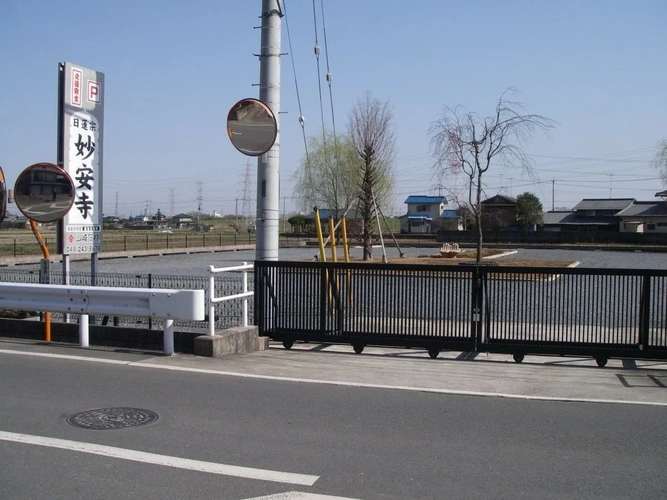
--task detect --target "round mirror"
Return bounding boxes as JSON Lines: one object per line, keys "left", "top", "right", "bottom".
{"left": 227, "top": 98, "right": 277, "bottom": 156}
{"left": 0, "top": 166, "right": 6, "bottom": 224}
{"left": 14, "top": 162, "right": 75, "bottom": 223}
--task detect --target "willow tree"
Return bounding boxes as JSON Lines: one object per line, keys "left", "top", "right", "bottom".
{"left": 429, "top": 89, "right": 555, "bottom": 262}
{"left": 293, "top": 130, "right": 360, "bottom": 215}
{"left": 348, "top": 92, "right": 396, "bottom": 260}
{"left": 653, "top": 139, "right": 667, "bottom": 185}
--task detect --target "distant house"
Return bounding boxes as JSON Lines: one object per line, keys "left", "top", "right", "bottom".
{"left": 400, "top": 195, "right": 460, "bottom": 233}
{"left": 543, "top": 198, "right": 635, "bottom": 233}
{"left": 0, "top": 211, "right": 29, "bottom": 229}
{"left": 172, "top": 213, "right": 193, "bottom": 229}
{"left": 480, "top": 194, "right": 518, "bottom": 230}
{"left": 613, "top": 193, "right": 667, "bottom": 233}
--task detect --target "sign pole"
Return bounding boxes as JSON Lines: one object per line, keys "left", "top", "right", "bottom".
{"left": 59, "top": 62, "right": 105, "bottom": 322}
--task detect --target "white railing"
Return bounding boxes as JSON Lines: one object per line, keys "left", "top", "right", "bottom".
{"left": 208, "top": 262, "right": 254, "bottom": 336}
{"left": 0, "top": 283, "right": 205, "bottom": 355}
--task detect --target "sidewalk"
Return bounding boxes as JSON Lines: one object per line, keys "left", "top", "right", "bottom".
{"left": 1, "top": 338, "right": 667, "bottom": 406}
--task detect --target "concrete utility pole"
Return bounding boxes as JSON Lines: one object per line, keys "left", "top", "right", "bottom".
{"left": 256, "top": 0, "right": 282, "bottom": 261}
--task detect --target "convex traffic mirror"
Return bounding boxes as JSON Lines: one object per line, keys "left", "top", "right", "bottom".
{"left": 14, "top": 162, "right": 75, "bottom": 223}
{"left": 0, "top": 166, "right": 6, "bottom": 224}
{"left": 227, "top": 98, "right": 277, "bottom": 156}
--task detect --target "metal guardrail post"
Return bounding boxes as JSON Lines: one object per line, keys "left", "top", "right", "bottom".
{"left": 80, "top": 314, "right": 89, "bottom": 347}
{"left": 163, "top": 319, "right": 174, "bottom": 355}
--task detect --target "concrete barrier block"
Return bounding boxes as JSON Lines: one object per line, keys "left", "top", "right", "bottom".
{"left": 194, "top": 326, "right": 268, "bottom": 358}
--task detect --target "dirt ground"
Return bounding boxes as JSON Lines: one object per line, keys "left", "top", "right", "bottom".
{"left": 349, "top": 248, "right": 577, "bottom": 267}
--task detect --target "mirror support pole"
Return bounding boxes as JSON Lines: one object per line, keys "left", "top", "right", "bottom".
{"left": 256, "top": 0, "right": 282, "bottom": 261}
{"left": 29, "top": 220, "right": 52, "bottom": 342}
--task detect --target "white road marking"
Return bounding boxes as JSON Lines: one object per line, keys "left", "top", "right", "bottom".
{"left": 0, "top": 431, "right": 318, "bottom": 486}
{"left": 1, "top": 347, "right": 667, "bottom": 407}
{"left": 0, "top": 348, "right": 129, "bottom": 365}
{"left": 242, "top": 492, "right": 360, "bottom": 499}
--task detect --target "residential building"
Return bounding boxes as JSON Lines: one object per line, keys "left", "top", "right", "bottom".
{"left": 400, "top": 195, "right": 460, "bottom": 233}
{"left": 543, "top": 198, "right": 635, "bottom": 232}
{"left": 616, "top": 193, "right": 667, "bottom": 233}
{"left": 172, "top": 213, "right": 193, "bottom": 229}
{"left": 480, "top": 194, "right": 518, "bottom": 230}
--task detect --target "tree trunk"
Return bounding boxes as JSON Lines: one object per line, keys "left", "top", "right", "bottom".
{"left": 475, "top": 176, "right": 483, "bottom": 263}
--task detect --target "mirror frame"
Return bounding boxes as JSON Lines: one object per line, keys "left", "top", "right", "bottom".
{"left": 13, "top": 162, "right": 75, "bottom": 224}
{"left": 0, "top": 166, "right": 6, "bottom": 225}
{"left": 226, "top": 98, "right": 278, "bottom": 156}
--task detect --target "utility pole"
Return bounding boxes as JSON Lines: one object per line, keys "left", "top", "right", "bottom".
{"left": 552, "top": 178, "right": 555, "bottom": 211}
{"left": 256, "top": 0, "right": 282, "bottom": 261}
{"left": 114, "top": 191, "right": 119, "bottom": 217}
{"left": 169, "top": 188, "right": 175, "bottom": 216}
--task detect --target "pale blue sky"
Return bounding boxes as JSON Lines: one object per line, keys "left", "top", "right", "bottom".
{"left": 1, "top": 0, "right": 665, "bottom": 217}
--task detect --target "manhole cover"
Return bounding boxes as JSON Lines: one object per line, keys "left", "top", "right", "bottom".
{"left": 66, "top": 407, "right": 159, "bottom": 430}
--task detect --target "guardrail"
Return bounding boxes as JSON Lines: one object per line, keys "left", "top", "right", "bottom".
{"left": 0, "top": 283, "right": 205, "bottom": 355}
{"left": 208, "top": 262, "right": 254, "bottom": 335}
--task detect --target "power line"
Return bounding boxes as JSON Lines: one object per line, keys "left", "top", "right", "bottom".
{"left": 282, "top": 0, "right": 310, "bottom": 169}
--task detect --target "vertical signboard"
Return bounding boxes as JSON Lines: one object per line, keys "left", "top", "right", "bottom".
{"left": 60, "top": 62, "right": 104, "bottom": 254}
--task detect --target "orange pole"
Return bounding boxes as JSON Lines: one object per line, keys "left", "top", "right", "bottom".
{"left": 30, "top": 220, "right": 51, "bottom": 342}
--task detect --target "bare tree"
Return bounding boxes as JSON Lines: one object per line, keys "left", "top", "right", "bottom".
{"left": 348, "top": 92, "right": 396, "bottom": 260}
{"left": 429, "top": 88, "right": 555, "bottom": 262}
{"left": 652, "top": 139, "right": 667, "bottom": 185}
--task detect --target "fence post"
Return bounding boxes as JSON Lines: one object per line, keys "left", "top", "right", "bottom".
{"left": 219, "top": 234, "right": 222, "bottom": 246}
{"left": 242, "top": 261, "right": 249, "bottom": 327}
{"left": 145, "top": 234, "right": 149, "bottom": 250}
{"left": 203, "top": 234, "right": 206, "bottom": 247}
{"left": 639, "top": 274, "right": 651, "bottom": 351}
{"left": 148, "top": 274, "right": 153, "bottom": 330}
{"left": 124, "top": 236, "right": 127, "bottom": 251}
{"left": 166, "top": 234, "right": 169, "bottom": 249}
{"left": 163, "top": 319, "right": 174, "bottom": 355}
{"left": 471, "top": 266, "right": 482, "bottom": 350}
{"left": 208, "top": 265, "right": 216, "bottom": 335}
{"left": 14, "top": 239, "right": 16, "bottom": 257}
{"left": 185, "top": 234, "right": 188, "bottom": 248}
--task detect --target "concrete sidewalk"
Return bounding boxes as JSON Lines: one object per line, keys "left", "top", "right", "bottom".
{"left": 1, "top": 338, "right": 667, "bottom": 406}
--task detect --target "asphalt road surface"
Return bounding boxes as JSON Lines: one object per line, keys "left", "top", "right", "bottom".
{"left": 1, "top": 344, "right": 666, "bottom": 499}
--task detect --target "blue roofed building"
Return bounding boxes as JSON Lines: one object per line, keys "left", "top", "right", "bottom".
{"left": 400, "top": 195, "right": 462, "bottom": 233}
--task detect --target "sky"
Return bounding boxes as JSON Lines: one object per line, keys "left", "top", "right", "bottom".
{"left": 1, "top": 0, "right": 666, "bottom": 219}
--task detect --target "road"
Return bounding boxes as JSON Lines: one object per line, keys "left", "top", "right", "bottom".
{"left": 1, "top": 341, "right": 666, "bottom": 499}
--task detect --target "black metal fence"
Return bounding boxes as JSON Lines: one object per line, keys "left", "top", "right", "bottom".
{"left": 255, "top": 261, "right": 667, "bottom": 364}
{"left": 0, "top": 269, "right": 253, "bottom": 332}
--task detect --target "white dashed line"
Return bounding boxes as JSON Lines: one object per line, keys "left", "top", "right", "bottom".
{"left": 0, "top": 431, "right": 318, "bottom": 486}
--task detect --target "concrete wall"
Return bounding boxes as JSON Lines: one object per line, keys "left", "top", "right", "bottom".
{"left": 0, "top": 318, "right": 201, "bottom": 354}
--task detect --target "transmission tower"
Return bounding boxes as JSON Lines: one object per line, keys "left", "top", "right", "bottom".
{"left": 241, "top": 159, "right": 254, "bottom": 226}
{"left": 196, "top": 181, "right": 203, "bottom": 224}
